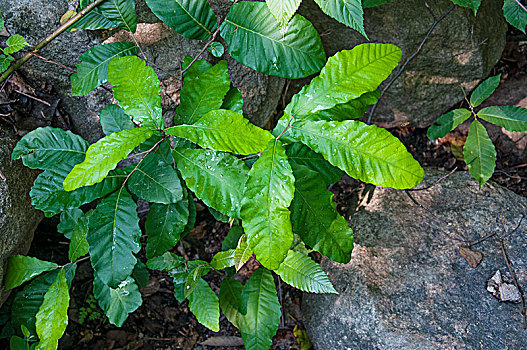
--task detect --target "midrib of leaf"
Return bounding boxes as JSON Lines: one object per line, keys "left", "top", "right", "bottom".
{"left": 172, "top": 124, "right": 266, "bottom": 146}
{"left": 126, "top": 76, "right": 158, "bottom": 127}
{"left": 189, "top": 82, "right": 217, "bottom": 122}
{"left": 480, "top": 110, "right": 522, "bottom": 123}
{"left": 111, "top": 0, "right": 134, "bottom": 33}
{"left": 175, "top": 0, "right": 213, "bottom": 36}
{"left": 264, "top": 141, "right": 279, "bottom": 262}
{"left": 77, "top": 45, "right": 136, "bottom": 81}
{"left": 111, "top": 186, "right": 126, "bottom": 278}
{"left": 134, "top": 167, "right": 173, "bottom": 192}
{"left": 22, "top": 148, "right": 85, "bottom": 157}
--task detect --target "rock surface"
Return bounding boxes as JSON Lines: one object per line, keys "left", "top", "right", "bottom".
{"left": 0, "top": 129, "right": 42, "bottom": 306}
{"left": 303, "top": 169, "right": 527, "bottom": 349}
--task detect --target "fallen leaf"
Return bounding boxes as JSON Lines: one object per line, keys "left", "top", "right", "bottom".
{"left": 459, "top": 246, "right": 483, "bottom": 268}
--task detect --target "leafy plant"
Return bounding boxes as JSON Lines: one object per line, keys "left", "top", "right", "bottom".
{"left": 78, "top": 294, "right": 102, "bottom": 324}
{"left": 0, "top": 12, "right": 30, "bottom": 74}
{"left": 428, "top": 74, "right": 527, "bottom": 186}
{"left": 451, "top": 0, "right": 527, "bottom": 33}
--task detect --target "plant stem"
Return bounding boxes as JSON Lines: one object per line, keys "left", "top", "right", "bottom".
{"left": 0, "top": 0, "right": 107, "bottom": 84}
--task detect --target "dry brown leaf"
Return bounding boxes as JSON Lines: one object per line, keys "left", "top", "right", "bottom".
{"left": 459, "top": 246, "right": 483, "bottom": 268}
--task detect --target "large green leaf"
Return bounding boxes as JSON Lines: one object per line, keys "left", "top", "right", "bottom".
{"left": 146, "top": 252, "right": 185, "bottom": 271}
{"left": 220, "top": 1, "right": 326, "bottom": 79}
{"left": 427, "top": 109, "right": 472, "bottom": 140}
{"left": 4, "top": 256, "right": 58, "bottom": 290}
{"left": 68, "top": 213, "right": 90, "bottom": 262}
{"left": 35, "top": 270, "right": 69, "bottom": 350}
{"left": 289, "top": 120, "right": 424, "bottom": 189}
{"left": 100, "top": 104, "right": 135, "bottom": 136}
{"left": 71, "top": 43, "right": 138, "bottom": 96}
{"left": 311, "top": 90, "right": 380, "bottom": 122}
{"left": 93, "top": 275, "right": 142, "bottom": 327}
{"left": 145, "top": 202, "right": 189, "bottom": 259}
{"left": 451, "top": 0, "right": 481, "bottom": 14}
{"left": 87, "top": 189, "right": 141, "bottom": 288}
{"left": 187, "top": 279, "right": 220, "bottom": 332}
{"left": 286, "top": 142, "right": 343, "bottom": 185}
{"left": 463, "top": 120, "right": 496, "bottom": 186}
{"left": 58, "top": 208, "right": 84, "bottom": 239}
{"left": 240, "top": 140, "right": 295, "bottom": 270}
{"left": 266, "top": 0, "right": 302, "bottom": 27}
{"left": 219, "top": 278, "right": 245, "bottom": 329}
{"left": 74, "top": 0, "right": 137, "bottom": 32}
{"left": 63, "top": 127, "right": 153, "bottom": 191}
{"left": 477, "top": 106, "right": 527, "bottom": 132}
{"left": 12, "top": 127, "right": 88, "bottom": 170}
{"left": 290, "top": 164, "right": 353, "bottom": 263}
{"left": 72, "top": 0, "right": 117, "bottom": 30}
{"left": 174, "top": 149, "right": 249, "bottom": 218}
{"left": 145, "top": 0, "right": 217, "bottom": 40}
{"left": 469, "top": 74, "right": 500, "bottom": 107}
{"left": 211, "top": 249, "right": 236, "bottom": 270}
{"left": 286, "top": 43, "right": 401, "bottom": 117}
{"left": 108, "top": 56, "right": 163, "bottom": 128}
{"left": 314, "top": 0, "right": 366, "bottom": 37}
{"left": 167, "top": 110, "right": 274, "bottom": 155}
{"left": 175, "top": 61, "right": 230, "bottom": 125}
{"left": 222, "top": 225, "right": 244, "bottom": 251}
{"left": 275, "top": 250, "right": 337, "bottom": 293}
{"left": 181, "top": 56, "right": 212, "bottom": 82}
{"left": 503, "top": 0, "right": 527, "bottom": 33}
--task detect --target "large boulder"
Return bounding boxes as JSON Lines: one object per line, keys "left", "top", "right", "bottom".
{"left": 303, "top": 169, "right": 527, "bottom": 349}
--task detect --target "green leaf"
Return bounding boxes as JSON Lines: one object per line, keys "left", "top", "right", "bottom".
{"left": 4, "top": 35, "right": 30, "bottom": 55}
{"left": 450, "top": 0, "right": 481, "bottom": 14}
{"left": 182, "top": 188, "right": 196, "bottom": 238}
{"left": 100, "top": 104, "right": 135, "bottom": 135}
{"left": 146, "top": 252, "right": 185, "bottom": 271}
{"left": 470, "top": 74, "right": 501, "bottom": 107}
{"left": 311, "top": 90, "right": 380, "bottom": 122}
{"left": 188, "top": 279, "right": 220, "bottom": 332}
{"left": 10, "top": 336, "right": 30, "bottom": 350}
{"left": 286, "top": 142, "right": 343, "bottom": 185}
{"left": 63, "top": 127, "right": 153, "bottom": 191}
{"left": 222, "top": 226, "right": 244, "bottom": 251}
{"left": 234, "top": 235, "right": 252, "bottom": 271}
{"left": 275, "top": 250, "right": 337, "bottom": 293}
{"left": 0, "top": 12, "right": 4, "bottom": 31}
{"left": 207, "top": 42, "right": 225, "bottom": 58}
{"left": 0, "top": 54, "right": 13, "bottom": 73}
{"left": 286, "top": 43, "right": 401, "bottom": 117}
{"left": 170, "top": 260, "right": 206, "bottom": 303}
{"left": 211, "top": 249, "right": 236, "bottom": 270}
{"left": 132, "top": 261, "right": 149, "bottom": 288}
{"left": 463, "top": 120, "right": 496, "bottom": 186}
{"left": 108, "top": 56, "right": 163, "bottom": 128}
{"left": 221, "top": 86, "right": 244, "bottom": 114}
{"left": 68, "top": 213, "right": 89, "bottom": 262}
{"left": 58, "top": 208, "right": 84, "bottom": 239}
{"left": 314, "top": 0, "right": 367, "bottom": 38}
{"left": 184, "top": 263, "right": 211, "bottom": 298}
{"left": 75, "top": 0, "right": 137, "bottom": 32}
{"left": 289, "top": 120, "right": 424, "bottom": 189}
{"left": 290, "top": 164, "right": 353, "bottom": 263}
{"left": 220, "top": 1, "right": 326, "bottom": 79}
{"left": 240, "top": 140, "right": 295, "bottom": 270}
{"left": 35, "top": 270, "right": 69, "bottom": 350}
{"left": 167, "top": 109, "right": 274, "bottom": 155}
{"left": 175, "top": 61, "right": 230, "bottom": 125}
{"left": 174, "top": 149, "right": 249, "bottom": 218}
{"left": 504, "top": 0, "right": 527, "bottom": 33}
{"left": 145, "top": 202, "right": 189, "bottom": 259}
{"left": 266, "top": 0, "right": 302, "bottom": 27}
{"left": 4, "top": 256, "right": 58, "bottom": 290}
{"left": 477, "top": 106, "right": 527, "bottom": 132}
{"left": 219, "top": 278, "right": 245, "bottom": 329}
{"left": 362, "top": 0, "right": 392, "bottom": 8}
{"left": 12, "top": 127, "right": 88, "bottom": 171}
{"left": 71, "top": 43, "right": 138, "bottom": 97}
{"left": 87, "top": 189, "right": 141, "bottom": 288}
{"left": 93, "top": 275, "right": 142, "bottom": 327}
{"left": 181, "top": 56, "right": 212, "bottom": 83}
{"left": 145, "top": 0, "right": 217, "bottom": 40}
{"left": 427, "top": 109, "right": 472, "bottom": 140}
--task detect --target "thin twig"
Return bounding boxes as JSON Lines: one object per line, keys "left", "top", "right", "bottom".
{"left": 32, "top": 52, "right": 77, "bottom": 73}
{"left": 514, "top": 0, "right": 527, "bottom": 13}
{"left": 500, "top": 240, "right": 527, "bottom": 329}
{"left": 470, "top": 214, "right": 525, "bottom": 247}
{"left": 13, "top": 89, "right": 51, "bottom": 106}
{"left": 406, "top": 167, "right": 457, "bottom": 192}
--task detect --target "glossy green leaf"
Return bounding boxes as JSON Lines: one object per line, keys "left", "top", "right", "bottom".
{"left": 9, "top": 336, "right": 31, "bottom": 350}
{"left": 71, "top": 42, "right": 138, "bottom": 96}
{"left": 184, "top": 263, "right": 211, "bottom": 298}
{"left": 182, "top": 188, "right": 196, "bottom": 238}
{"left": 87, "top": 189, "right": 141, "bottom": 288}
{"left": 311, "top": 90, "right": 380, "bottom": 122}
{"left": 100, "top": 104, "right": 135, "bottom": 136}
{"left": 174, "top": 149, "right": 249, "bottom": 218}
{"left": 287, "top": 43, "right": 401, "bottom": 117}
{"left": 275, "top": 250, "right": 337, "bottom": 293}
{"left": 211, "top": 250, "right": 236, "bottom": 270}
{"left": 63, "top": 127, "right": 153, "bottom": 191}
{"left": 266, "top": 0, "right": 302, "bottom": 27}
{"left": 219, "top": 278, "right": 245, "bottom": 329}
{"left": 4, "top": 256, "right": 58, "bottom": 290}
{"left": 463, "top": 120, "right": 496, "bottom": 186}
{"left": 221, "top": 86, "right": 244, "bottom": 114}
{"left": 57, "top": 208, "right": 84, "bottom": 239}
{"left": 222, "top": 225, "right": 244, "bottom": 251}
{"left": 220, "top": 1, "right": 326, "bottom": 79}
{"left": 181, "top": 56, "right": 212, "bottom": 83}
{"left": 93, "top": 275, "right": 142, "bottom": 327}
{"left": 314, "top": 0, "right": 366, "bottom": 37}
{"left": 170, "top": 260, "right": 205, "bottom": 303}
{"left": 146, "top": 252, "right": 185, "bottom": 271}
{"left": 167, "top": 110, "right": 274, "bottom": 155}
{"left": 289, "top": 120, "right": 424, "bottom": 189}
{"left": 72, "top": 0, "right": 117, "bottom": 30}
{"left": 427, "top": 109, "right": 472, "bottom": 140}
{"left": 4, "top": 35, "right": 30, "bottom": 55}
{"left": 145, "top": 202, "right": 189, "bottom": 259}
{"left": 108, "top": 56, "right": 163, "bottom": 128}
{"left": 451, "top": 0, "right": 481, "bottom": 14}
{"left": 34, "top": 270, "right": 69, "bottom": 350}
{"left": 188, "top": 279, "right": 220, "bottom": 332}
{"left": 470, "top": 74, "right": 500, "bottom": 107}
{"left": 234, "top": 234, "right": 252, "bottom": 271}
{"left": 132, "top": 261, "right": 149, "bottom": 288}
{"left": 74, "top": 0, "right": 137, "bottom": 32}
{"left": 145, "top": 0, "right": 217, "bottom": 40}
{"left": 0, "top": 54, "right": 13, "bottom": 73}
{"left": 286, "top": 142, "right": 343, "bottom": 185}
{"left": 207, "top": 41, "right": 225, "bottom": 58}
{"left": 477, "top": 106, "right": 527, "bottom": 132}
{"left": 68, "top": 213, "right": 89, "bottom": 262}
{"left": 240, "top": 140, "right": 295, "bottom": 270}
{"left": 504, "top": 0, "right": 527, "bottom": 33}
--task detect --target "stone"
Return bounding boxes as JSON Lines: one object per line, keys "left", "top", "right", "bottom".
{"left": 303, "top": 168, "right": 527, "bottom": 349}
{"left": 0, "top": 128, "right": 42, "bottom": 306}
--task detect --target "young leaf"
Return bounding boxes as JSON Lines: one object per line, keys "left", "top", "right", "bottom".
{"left": 287, "top": 43, "right": 401, "bottom": 117}
{"left": 0, "top": 54, "right": 13, "bottom": 73}
{"left": 427, "top": 109, "right": 472, "bottom": 140}
{"left": 314, "top": 0, "right": 367, "bottom": 38}
{"left": 100, "top": 104, "right": 135, "bottom": 135}
{"left": 211, "top": 250, "right": 236, "bottom": 270}
{"left": 234, "top": 235, "right": 252, "bottom": 271}
{"left": 470, "top": 74, "right": 501, "bottom": 108}
{"left": 463, "top": 120, "right": 496, "bottom": 186}
{"left": 220, "top": 1, "right": 326, "bottom": 79}
{"left": 503, "top": 0, "right": 527, "bottom": 33}
{"left": 221, "top": 86, "right": 244, "bottom": 115}
{"left": 219, "top": 278, "right": 245, "bottom": 329}
{"left": 75, "top": 0, "right": 137, "bottom": 32}
{"left": 58, "top": 208, "right": 85, "bottom": 239}
{"left": 286, "top": 143, "right": 344, "bottom": 185}
{"left": 93, "top": 275, "right": 142, "bottom": 327}
{"left": 146, "top": 252, "right": 185, "bottom": 271}
{"left": 450, "top": 0, "right": 481, "bottom": 15}
{"left": 187, "top": 279, "right": 220, "bottom": 332}
{"left": 275, "top": 250, "right": 337, "bottom": 293}
{"left": 4, "top": 35, "right": 30, "bottom": 55}
{"left": 4, "top": 256, "right": 58, "bottom": 290}
{"left": 108, "top": 56, "right": 163, "bottom": 128}
{"left": 145, "top": 0, "right": 217, "bottom": 40}
{"left": 166, "top": 109, "right": 274, "bottom": 155}
{"left": 222, "top": 226, "right": 244, "bottom": 251}
{"left": 173, "top": 149, "right": 249, "bottom": 218}
{"left": 170, "top": 260, "right": 206, "bottom": 303}
{"left": 184, "top": 263, "right": 211, "bottom": 298}
{"left": 87, "top": 189, "right": 141, "bottom": 288}
{"left": 71, "top": 42, "right": 138, "bottom": 96}
{"left": 207, "top": 41, "right": 225, "bottom": 58}
{"left": 35, "top": 270, "right": 70, "bottom": 350}
{"left": 68, "top": 213, "right": 89, "bottom": 262}
{"left": 63, "top": 127, "right": 153, "bottom": 191}
{"left": 240, "top": 140, "right": 295, "bottom": 270}
{"left": 266, "top": 0, "right": 302, "bottom": 27}
{"left": 145, "top": 202, "right": 189, "bottom": 259}
{"left": 477, "top": 106, "right": 527, "bottom": 132}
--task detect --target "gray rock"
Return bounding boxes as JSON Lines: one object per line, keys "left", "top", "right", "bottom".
{"left": 292, "top": 0, "right": 506, "bottom": 128}
{"left": 0, "top": 129, "right": 42, "bottom": 306}
{"left": 303, "top": 169, "right": 527, "bottom": 349}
